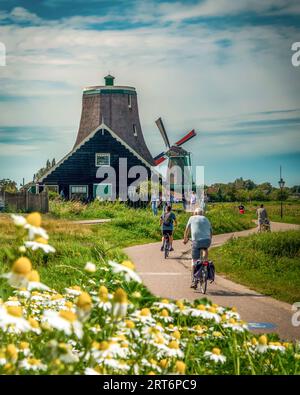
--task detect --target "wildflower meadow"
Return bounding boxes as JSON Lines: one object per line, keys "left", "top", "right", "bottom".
{"left": 0, "top": 213, "right": 299, "bottom": 375}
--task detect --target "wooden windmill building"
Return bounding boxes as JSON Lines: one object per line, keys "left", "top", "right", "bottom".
{"left": 39, "top": 75, "right": 155, "bottom": 200}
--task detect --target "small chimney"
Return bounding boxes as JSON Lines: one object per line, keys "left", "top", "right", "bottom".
{"left": 104, "top": 74, "right": 115, "bottom": 86}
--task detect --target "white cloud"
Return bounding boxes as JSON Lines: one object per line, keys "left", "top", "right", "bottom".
{"left": 0, "top": 4, "right": 299, "bottom": 183}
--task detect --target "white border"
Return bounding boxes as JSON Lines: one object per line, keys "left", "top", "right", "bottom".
{"left": 69, "top": 185, "right": 89, "bottom": 199}
{"left": 95, "top": 153, "right": 110, "bottom": 167}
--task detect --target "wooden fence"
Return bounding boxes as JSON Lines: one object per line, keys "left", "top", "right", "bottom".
{"left": 0, "top": 191, "right": 49, "bottom": 213}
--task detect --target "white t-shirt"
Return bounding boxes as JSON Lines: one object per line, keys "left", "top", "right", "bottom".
{"left": 186, "top": 215, "right": 212, "bottom": 241}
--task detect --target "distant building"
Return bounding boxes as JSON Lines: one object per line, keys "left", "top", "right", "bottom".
{"left": 39, "top": 75, "right": 154, "bottom": 200}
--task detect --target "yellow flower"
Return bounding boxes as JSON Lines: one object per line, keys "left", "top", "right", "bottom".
{"left": 6, "top": 306, "right": 23, "bottom": 317}
{"left": 27, "top": 212, "right": 42, "bottom": 227}
{"left": 212, "top": 348, "right": 221, "bottom": 355}
{"left": 6, "top": 344, "right": 18, "bottom": 360}
{"left": 168, "top": 341, "right": 179, "bottom": 349}
{"left": 19, "top": 342, "right": 29, "bottom": 350}
{"left": 175, "top": 360, "right": 186, "bottom": 374}
{"left": 99, "top": 341, "right": 110, "bottom": 351}
{"left": 113, "top": 288, "right": 128, "bottom": 304}
{"left": 197, "top": 304, "right": 205, "bottom": 311}
{"left": 294, "top": 354, "right": 300, "bottom": 360}
{"left": 259, "top": 335, "right": 268, "bottom": 346}
{"left": 173, "top": 330, "right": 181, "bottom": 340}
{"left": 176, "top": 300, "right": 184, "bottom": 310}
{"left": 12, "top": 257, "right": 32, "bottom": 275}
{"left": 125, "top": 320, "right": 135, "bottom": 329}
{"left": 140, "top": 308, "right": 151, "bottom": 316}
{"left": 148, "top": 371, "right": 156, "bottom": 375}
{"left": 229, "top": 318, "right": 236, "bottom": 324}
{"left": 208, "top": 307, "right": 217, "bottom": 314}
{"left": 28, "top": 317, "right": 40, "bottom": 329}
{"left": 212, "top": 331, "right": 222, "bottom": 338}
{"left": 121, "top": 260, "right": 135, "bottom": 270}
{"left": 27, "top": 270, "right": 40, "bottom": 282}
{"left": 159, "top": 359, "right": 169, "bottom": 369}
{"left": 161, "top": 309, "right": 169, "bottom": 317}
{"left": 99, "top": 285, "right": 109, "bottom": 301}
{"left": 76, "top": 292, "right": 92, "bottom": 311}
{"left": 161, "top": 298, "right": 169, "bottom": 304}
{"left": 159, "top": 359, "right": 169, "bottom": 368}
{"left": 251, "top": 337, "right": 258, "bottom": 346}
{"left": 35, "top": 237, "right": 48, "bottom": 244}
{"left": 59, "top": 310, "right": 77, "bottom": 322}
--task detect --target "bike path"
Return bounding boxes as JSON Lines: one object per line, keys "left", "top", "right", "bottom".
{"left": 125, "top": 222, "right": 300, "bottom": 341}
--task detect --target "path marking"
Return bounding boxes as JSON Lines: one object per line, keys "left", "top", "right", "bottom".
{"left": 139, "top": 272, "right": 190, "bottom": 276}
{"left": 248, "top": 322, "right": 277, "bottom": 330}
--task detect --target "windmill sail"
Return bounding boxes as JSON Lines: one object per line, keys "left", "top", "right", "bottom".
{"left": 155, "top": 118, "right": 171, "bottom": 149}
{"left": 175, "top": 130, "right": 196, "bottom": 147}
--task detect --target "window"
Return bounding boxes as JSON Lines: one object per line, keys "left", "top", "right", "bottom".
{"left": 69, "top": 185, "right": 88, "bottom": 200}
{"left": 45, "top": 185, "right": 58, "bottom": 193}
{"left": 133, "top": 124, "right": 137, "bottom": 137}
{"left": 95, "top": 153, "right": 110, "bottom": 167}
{"left": 93, "top": 183, "right": 113, "bottom": 200}
{"left": 128, "top": 94, "right": 132, "bottom": 109}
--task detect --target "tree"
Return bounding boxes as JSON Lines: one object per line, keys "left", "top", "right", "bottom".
{"left": 33, "top": 158, "right": 56, "bottom": 182}
{"left": 0, "top": 179, "right": 18, "bottom": 193}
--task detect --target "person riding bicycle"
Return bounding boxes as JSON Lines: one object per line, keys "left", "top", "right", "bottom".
{"left": 160, "top": 205, "right": 177, "bottom": 252}
{"left": 256, "top": 204, "right": 269, "bottom": 232}
{"left": 183, "top": 208, "right": 212, "bottom": 287}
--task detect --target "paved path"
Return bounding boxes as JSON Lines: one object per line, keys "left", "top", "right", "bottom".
{"left": 71, "top": 219, "right": 111, "bottom": 225}
{"left": 125, "top": 222, "right": 300, "bottom": 341}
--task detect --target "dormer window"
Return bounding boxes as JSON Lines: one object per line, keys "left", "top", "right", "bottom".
{"left": 133, "top": 124, "right": 137, "bottom": 137}
{"left": 95, "top": 153, "right": 110, "bottom": 167}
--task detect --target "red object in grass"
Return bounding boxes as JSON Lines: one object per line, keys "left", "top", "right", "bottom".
{"left": 239, "top": 209, "right": 245, "bottom": 214}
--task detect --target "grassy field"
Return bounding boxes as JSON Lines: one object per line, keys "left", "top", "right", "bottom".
{"left": 0, "top": 212, "right": 299, "bottom": 375}
{"left": 49, "top": 200, "right": 256, "bottom": 242}
{"left": 210, "top": 230, "right": 300, "bottom": 304}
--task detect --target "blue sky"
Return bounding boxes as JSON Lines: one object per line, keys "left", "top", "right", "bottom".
{"left": 0, "top": 0, "right": 299, "bottom": 187}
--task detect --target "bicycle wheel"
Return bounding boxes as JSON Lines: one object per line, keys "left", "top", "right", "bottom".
{"left": 199, "top": 267, "right": 208, "bottom": 294}
{"left": 164, "top": 238, "right": 169, "bottom": 259}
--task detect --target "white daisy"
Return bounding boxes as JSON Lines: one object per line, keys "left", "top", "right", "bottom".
{"left": 204, "top": 349, "right": 226, "bottom": 364}
{"left": 24, "top": 223, "right": 49, "bottom": 241}
{"left": 19, "top": 358, "right": 47, "bottom": 371}
{"left": 84, "top": 262, "right": 96, "bottom": 273}
{"left": 42, "top": 310, "right": 83, "bottom": 338}
{"left": 11, "top": 214, "right": 27, "bottom": 227}
{"left": 108, "top": 260, "right": 141, "bottom": 283}
{"left": 0, "top": 306, "right": 31, "bottom": 333}
{"left": 24, "top": 241, "right": 56, "bottom": 253}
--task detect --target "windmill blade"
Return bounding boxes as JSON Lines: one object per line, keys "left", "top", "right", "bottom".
{"left": 155, "top": 118, "right": 171, "bottom": 149}
{"left": 153, "top": 151, "right": 167, "bottom": 166}
{"left": 154, "top": 156, "right": 167, "bottom": 166}
{"left": 175, "top": 129, "right": 196, "bottom": 147}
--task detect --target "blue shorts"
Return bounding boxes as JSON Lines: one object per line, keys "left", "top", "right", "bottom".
{"left": 192, "top": 239, "right": 211, "bottom": 260}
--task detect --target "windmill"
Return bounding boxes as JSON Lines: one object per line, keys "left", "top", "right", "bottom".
{"left": 154, "top": 117, "right": 196, "bottom": 194}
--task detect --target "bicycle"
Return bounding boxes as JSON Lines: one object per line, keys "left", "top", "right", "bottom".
{"left": 191, "top": 258, "right": 209, "bottom": 294}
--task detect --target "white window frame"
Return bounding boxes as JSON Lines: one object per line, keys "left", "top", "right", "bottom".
{"left": 95, "top": 153, "right": 110, "bottom": 167}
{"left": 69, "top": 185, "right": 88, "bottom": 199}
{"left": 133, "top": 124, "right": 137, "bottom": 137}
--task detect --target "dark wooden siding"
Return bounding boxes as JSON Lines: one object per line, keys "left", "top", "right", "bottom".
{"left": 43, "top": 129, "right": 151, "bottom": 198}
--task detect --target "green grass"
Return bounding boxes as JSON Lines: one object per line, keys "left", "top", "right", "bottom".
{"left": 48, "top": 200, "right": 255, "bottom": 244}
{"left": 209, "top": 230, "right": 300, "bottom": 304}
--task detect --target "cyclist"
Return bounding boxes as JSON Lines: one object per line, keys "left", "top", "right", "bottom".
{"left": 160, "top": 205, "right": 177, "bottom": 252}
{"left": 257, "top": 204, "right": 269, "bottom": 231}
{"left": 183, "top": 208, "right": 212, "bottom": 287}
